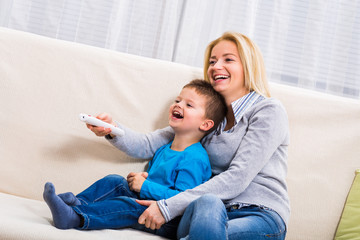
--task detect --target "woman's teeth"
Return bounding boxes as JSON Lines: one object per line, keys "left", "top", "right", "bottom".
{"left": 214, "top": 75, "right": 229, "bottom": 80}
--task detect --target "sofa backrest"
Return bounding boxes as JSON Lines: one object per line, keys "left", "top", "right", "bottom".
{"left": 1, "top": 27, "right": 359, "bottom": 240}
{"left": 0, "top": 27, "right": 200, "bottom": 198}
{"left": 271, "top": 83, "right": 360, "bottom": 239}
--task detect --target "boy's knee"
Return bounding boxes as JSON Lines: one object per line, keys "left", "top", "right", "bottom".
{"left": 103, "top": 174, "right": 126, "bottom": 183}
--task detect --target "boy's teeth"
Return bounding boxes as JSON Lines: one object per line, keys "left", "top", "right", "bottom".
{"left": 173, "top": 110, "right": 183, "bottom": 118}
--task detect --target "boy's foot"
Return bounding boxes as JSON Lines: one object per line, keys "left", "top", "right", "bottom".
{"left": 58, "top": 192, "right": 81, "bottom": 206}
{"left": 43, "top": 182, "right": 81, "bottom": 229}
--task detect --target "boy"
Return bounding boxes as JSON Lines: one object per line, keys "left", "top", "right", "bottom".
{"left": 43, "top": 79, "right": 227, "bottom": 234}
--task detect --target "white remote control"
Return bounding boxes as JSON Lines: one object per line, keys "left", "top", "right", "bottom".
{"left": 79, "top": 113, "right": 125, "bottom": 137}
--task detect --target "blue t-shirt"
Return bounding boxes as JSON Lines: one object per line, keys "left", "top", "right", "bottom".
{"left": 139, "top": 141, "right": 211, "bottom": 200}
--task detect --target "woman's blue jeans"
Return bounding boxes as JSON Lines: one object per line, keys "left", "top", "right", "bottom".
{"left": 177, "top": 194, "right": 287, "bottom": 240}
{"left": 71, "top": 174, "right": 179, "bottom": 239}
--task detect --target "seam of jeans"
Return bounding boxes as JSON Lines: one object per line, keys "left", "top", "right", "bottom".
{"left": 93, "top": 184, "right": 123, "bottom": 202}
{"left": 228, "top": 231, "right": 286, "bottom": 239}
{"left": 72, "top": 206, "right": 90, "bottom": 229}
{"left": 257, "top": 208, "right": 286, "bottom": 237}
{"left": 120, "top": 185, "right": 137, "bottom": 198}
{"left": 87, "top": 208, "right": 146, "bottom": 218}
{"left": 227, "top": 206, "right": 286, "bottom": 238}
{"left": 77, "top": 197, "right": 88, "bottom": 205}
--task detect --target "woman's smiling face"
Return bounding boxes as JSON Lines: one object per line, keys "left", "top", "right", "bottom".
{"left": 207, "top": 40, "right": 249, "bottom": 102}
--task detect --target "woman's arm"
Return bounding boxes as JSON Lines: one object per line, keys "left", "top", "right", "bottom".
{"left": 164, "top": 100, "right": 289, "bottom": 219}
{"left": 137, "top": 100, "right": 289, "bottom": 227}
{"left": 136, "top": 200, "right": 165, "bottom": 230}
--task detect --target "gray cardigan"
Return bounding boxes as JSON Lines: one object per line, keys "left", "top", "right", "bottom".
{"left": 108, "top": 94, "right": 290, "bottom": 225}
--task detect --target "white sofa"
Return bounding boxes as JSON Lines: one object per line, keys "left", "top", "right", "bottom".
{"left": 0, "top": 27, "right": 359, "bottom": 240}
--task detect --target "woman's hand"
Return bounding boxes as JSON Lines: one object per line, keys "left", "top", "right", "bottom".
{"left": 86, "top": 113, "right": 116, "bottom": 137}
{"left": 127, "top": 172, "right": 148, "bottom": 192}
{"left": 136, "top": 200, "right": 166, "bottom": 229}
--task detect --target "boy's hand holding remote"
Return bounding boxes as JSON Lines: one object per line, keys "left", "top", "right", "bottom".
{"left": 85, "top": 113, "right": 117, "bottom": 138}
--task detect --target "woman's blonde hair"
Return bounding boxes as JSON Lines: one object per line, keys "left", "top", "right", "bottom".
{"left": 203, "top": 32, "right": 271, "bottom": 97}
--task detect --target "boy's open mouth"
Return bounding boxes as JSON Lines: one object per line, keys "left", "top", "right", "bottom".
{"left": 172, "top": 110, "right": 183, "bottom": 119}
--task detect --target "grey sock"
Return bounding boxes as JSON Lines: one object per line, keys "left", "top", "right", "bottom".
{"left": 58, "top": 192, "right": 81, "bottom": 206}
{"left": 43, "top": 182, "right": 81, "bottom": 229}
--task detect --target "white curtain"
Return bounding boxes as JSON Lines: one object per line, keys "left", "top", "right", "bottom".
{"left": 1, "top": 0, "right": 359, "bottom": 99}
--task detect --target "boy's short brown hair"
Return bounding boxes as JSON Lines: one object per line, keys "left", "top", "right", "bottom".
{"left": 183, "top": 79, "right": 227, "bottom": 134}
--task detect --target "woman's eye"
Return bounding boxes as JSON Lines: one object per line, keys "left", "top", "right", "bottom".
{"left": 225, "top": 58, "right": 234, "bottom": 62}
{"left": 209, "top": 60, "right": 216, "bottom": 65}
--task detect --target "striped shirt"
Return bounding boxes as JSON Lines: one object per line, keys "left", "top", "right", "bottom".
{"left": 219, "top": 91, "right": 261, "bottom": 133}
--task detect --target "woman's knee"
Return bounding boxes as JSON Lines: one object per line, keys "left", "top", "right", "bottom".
{"left": 178, "top": 194, "right": 228, "bottom": 239}
{"left": 196, "top": 194, "right": 223, "bottom": 208}
{"left": 190, "top": 194, "right": 225, "bottom": 217}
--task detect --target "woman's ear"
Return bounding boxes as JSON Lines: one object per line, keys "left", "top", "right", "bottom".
{"left": 200, "top": 119, "right": 214, "bottom": 132}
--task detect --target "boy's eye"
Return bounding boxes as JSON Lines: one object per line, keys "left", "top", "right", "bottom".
{"left": 175, "top": 100, "right": 180, "bottom": 103}
{"left": 187, "top": 103, "right": 193, "bottom": 107}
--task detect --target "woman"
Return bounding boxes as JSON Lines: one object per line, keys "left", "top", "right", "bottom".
{"left": 95, "top": 32, "right": 290, "bottom": 239}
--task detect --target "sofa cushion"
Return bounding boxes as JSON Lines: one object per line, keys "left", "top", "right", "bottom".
{"left": 335, "top": 169, "right": 360, "bottom": 240}
{"left": 0, "top": 192, "right": 166, "bottom": 239}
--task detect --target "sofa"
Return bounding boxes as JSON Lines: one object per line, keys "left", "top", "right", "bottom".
{"left": 0, "top": 27, "right": 359, "bottom": 240}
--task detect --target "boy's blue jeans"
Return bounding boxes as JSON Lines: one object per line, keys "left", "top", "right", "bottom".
{"left": 177, "top": 194, "right": 287, "bottom": 240}
{"left": 71, "top": 174, "right": 178, "bottom": 239}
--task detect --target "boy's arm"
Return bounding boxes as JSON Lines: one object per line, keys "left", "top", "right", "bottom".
{"left": 107, "top": 124, "right": 174, "bottom": 159}
{"left": 139, "top": 153, "right": 212, "bottom": 200}
{"left": 84, "top": 113, "right": 174, "bottom": 159}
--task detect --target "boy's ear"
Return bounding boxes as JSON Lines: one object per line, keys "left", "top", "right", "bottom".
{"left": 200, "top": 119, "right": 214, "bottom": 132}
